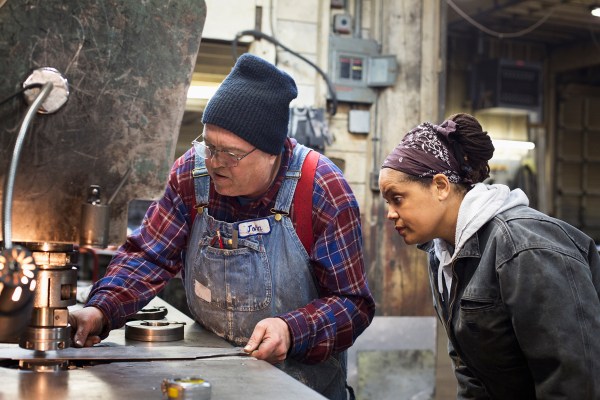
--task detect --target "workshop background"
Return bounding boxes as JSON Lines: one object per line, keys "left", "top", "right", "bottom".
{"left": 1, "top": 0, "right": 599, "bottom": 399}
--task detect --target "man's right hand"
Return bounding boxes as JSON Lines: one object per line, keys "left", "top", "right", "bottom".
{"left": 68, "top": 306, "right": 105, "bottom": 347}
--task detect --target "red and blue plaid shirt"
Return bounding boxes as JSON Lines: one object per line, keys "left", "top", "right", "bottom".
{"left": 87, "top": 138, "right": 375, "bottom": 363}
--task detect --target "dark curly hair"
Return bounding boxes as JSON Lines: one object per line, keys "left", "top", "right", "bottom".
{"left": 447, "top": 113, "right": 495, "bottom": 184}
{"left": 404, "top": 113, "right": 495, "bottom": 192}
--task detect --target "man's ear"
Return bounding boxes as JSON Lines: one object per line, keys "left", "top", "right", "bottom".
{"left": 432, "top": 174, "right": 451, "bottom": 200}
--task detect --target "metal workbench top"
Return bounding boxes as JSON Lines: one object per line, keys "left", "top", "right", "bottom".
{"left": 0, "top": 297, "right": 326, "bottom": 400}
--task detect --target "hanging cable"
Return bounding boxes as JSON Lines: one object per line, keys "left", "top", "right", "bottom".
{"left": 446, "top": 0, "right": 557, "bottom": 39}
{"left": 0, "top": 83, "right": 43, "bottom": 108}
{"left": 232, "top": 29, "right": 338, "bottom": 116}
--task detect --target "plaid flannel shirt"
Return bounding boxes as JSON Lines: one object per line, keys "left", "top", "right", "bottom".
{"left": 87, "top": 138, "right": 375, "bottom": 363}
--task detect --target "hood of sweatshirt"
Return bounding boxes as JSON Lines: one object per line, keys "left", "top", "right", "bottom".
{"left": 433, "top": 183, "right": 530, "bottom": 296}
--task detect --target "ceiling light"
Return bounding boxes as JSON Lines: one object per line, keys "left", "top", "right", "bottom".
{"left": 591, "top": 6, "right": 600, "bottom": 17}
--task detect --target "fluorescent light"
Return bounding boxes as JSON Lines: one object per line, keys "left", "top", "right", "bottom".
{"left": 492, "top": 139, "right": 535, "bottom": 151}
{"left": 490, "top": 140, "right": 535, "bottom": 161}
{"left": 591, "top": 6, "right": 600, "bottom": 17}
{"left": 187, "top": 85, "right": 219, "bottom": 100}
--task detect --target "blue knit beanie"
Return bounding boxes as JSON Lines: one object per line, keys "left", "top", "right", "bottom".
{"left": 201, "top": 53, "right": 298, "bottom": 155}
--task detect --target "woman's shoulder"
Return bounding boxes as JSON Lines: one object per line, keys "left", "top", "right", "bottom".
{"left": 487, "top": 205, "right": 596, "bottom": 260}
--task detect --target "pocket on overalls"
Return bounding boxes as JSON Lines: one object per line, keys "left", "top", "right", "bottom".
{"left": 192, "top": 236, "right": 272, "bottom": 312}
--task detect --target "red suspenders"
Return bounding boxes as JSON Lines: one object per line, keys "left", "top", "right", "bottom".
{"left": 293, "top": 149, "right": 319, "bottom": 254}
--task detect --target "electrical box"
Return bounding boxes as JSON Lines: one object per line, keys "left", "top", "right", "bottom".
{"left": 472, "top": 59, "right": 542, "bottom": 118}
{"left": 348, "top": 109, "right": 370, "bottom": 134}
{"left": 333, "top": 14, "right": 352, "bottom": 34}
{"left": 328, "top": 36, "right": 398, "bottom": 104}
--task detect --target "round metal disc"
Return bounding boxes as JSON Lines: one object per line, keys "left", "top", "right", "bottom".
{"left": 125, "top": 320, "right": 185, "bottom": 342}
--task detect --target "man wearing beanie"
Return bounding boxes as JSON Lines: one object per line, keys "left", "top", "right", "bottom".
{"left": 70, "top": 53, "right": 375, "bottom": 400}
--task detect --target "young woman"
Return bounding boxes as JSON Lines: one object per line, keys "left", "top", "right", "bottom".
{"left": 379, "top": 113, "right": 600, "bottom": 399}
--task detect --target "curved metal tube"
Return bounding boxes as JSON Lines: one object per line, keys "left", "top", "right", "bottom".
{"left": 2, "top": 82, "right": 53, "bottom": 249}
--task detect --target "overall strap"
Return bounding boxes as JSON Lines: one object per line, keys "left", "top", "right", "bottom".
{"left": 273, "top": 144, "right": 311, "bottom": 213}
{"left": 191, "top": 143, "right": 210, "bottom": 221}
{"left": 294, "top": 149, "right": 319, "bottom": 253}
{"left": 272, "top": 144, "right": 316, "bottom": 253}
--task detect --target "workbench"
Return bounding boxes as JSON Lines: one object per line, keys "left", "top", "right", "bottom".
{"left": 0, "top": 297, "right": 326, "bottom": 399}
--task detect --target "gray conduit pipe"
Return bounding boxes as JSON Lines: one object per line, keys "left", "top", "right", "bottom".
{"left": 2, "top": 82, "right": 53, "bottom": 249}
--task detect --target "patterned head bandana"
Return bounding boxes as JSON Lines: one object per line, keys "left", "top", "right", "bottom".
{"left": 381, "top": 119, "right": 472, "bottom": 184}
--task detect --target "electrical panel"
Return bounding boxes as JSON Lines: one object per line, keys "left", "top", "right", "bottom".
{"left": 328, "top": 36, "right": 398, "bottom": 104}
{"left": 472, "top": 59, "right": 542, "bottom": 116}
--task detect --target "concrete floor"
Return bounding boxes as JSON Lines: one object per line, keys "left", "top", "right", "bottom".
{"left": 435, "top": 320, "right": 457, "bottom": 399}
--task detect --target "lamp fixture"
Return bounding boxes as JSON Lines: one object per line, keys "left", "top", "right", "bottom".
{"left": 591, "top": 5, "right": 600, "bottom": 17}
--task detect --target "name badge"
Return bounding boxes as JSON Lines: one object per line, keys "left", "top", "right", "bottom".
{"left": 238, "top": 218, "right": 271, "bottom": 238}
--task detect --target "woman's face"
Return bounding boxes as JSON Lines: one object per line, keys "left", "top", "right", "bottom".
{"left": 379, "top": 168, "right": 450, "bottom": 245}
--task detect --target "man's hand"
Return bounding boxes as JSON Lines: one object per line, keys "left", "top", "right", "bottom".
{"left": 68, "top": 306, "right": 105, "bottom": 347}
{"left": 243, "top": 317, "right": 291, "bottom": 364}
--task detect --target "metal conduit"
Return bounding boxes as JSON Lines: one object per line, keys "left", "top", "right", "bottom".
{"left": 2, "top": 82, "right": 53, "bottom": 249}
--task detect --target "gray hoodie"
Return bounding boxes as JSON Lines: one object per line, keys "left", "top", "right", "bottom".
{"left": 433, "top": 183, "right": 529, "bottom": 297}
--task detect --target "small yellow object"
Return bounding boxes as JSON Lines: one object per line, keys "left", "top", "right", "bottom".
{"left": 274, "top": 213, "right": 282, "bottom": 221}
{"left": 162, "top": 377, "right": 211, "bottom": 400}
{"left": 167, "top": 387, "right": 180, "bottom": 398}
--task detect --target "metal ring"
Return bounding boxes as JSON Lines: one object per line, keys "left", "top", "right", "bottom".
{"left": 125, "top": 320, "right": 185, "bottom": 342}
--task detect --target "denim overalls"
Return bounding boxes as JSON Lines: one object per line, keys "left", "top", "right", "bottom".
{"left": 184, "top": 143, "right": 347, "bottom": 399}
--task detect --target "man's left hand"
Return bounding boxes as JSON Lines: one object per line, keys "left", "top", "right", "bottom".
{"left": 243, "top": 317, "right": 291, "bottom": 364}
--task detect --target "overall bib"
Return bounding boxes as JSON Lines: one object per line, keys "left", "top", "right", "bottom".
{"left": 184, "top": 143, "right": 348, "bottom": 399}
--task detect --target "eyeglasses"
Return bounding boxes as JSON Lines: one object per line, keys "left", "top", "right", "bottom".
{"left": 192, "top": 137, "right": 257, "bottom": 167}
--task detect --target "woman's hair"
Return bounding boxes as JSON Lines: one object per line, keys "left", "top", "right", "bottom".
{"left": 446, "top": 113, "right": 494, "bottom": 184}
{"left": 403, "top": 113, "right": 495, "bottom": 191}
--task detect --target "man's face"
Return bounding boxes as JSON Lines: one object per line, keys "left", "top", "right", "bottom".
{"left": 203, "top": 124, "right": 278, "bottom": 198}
